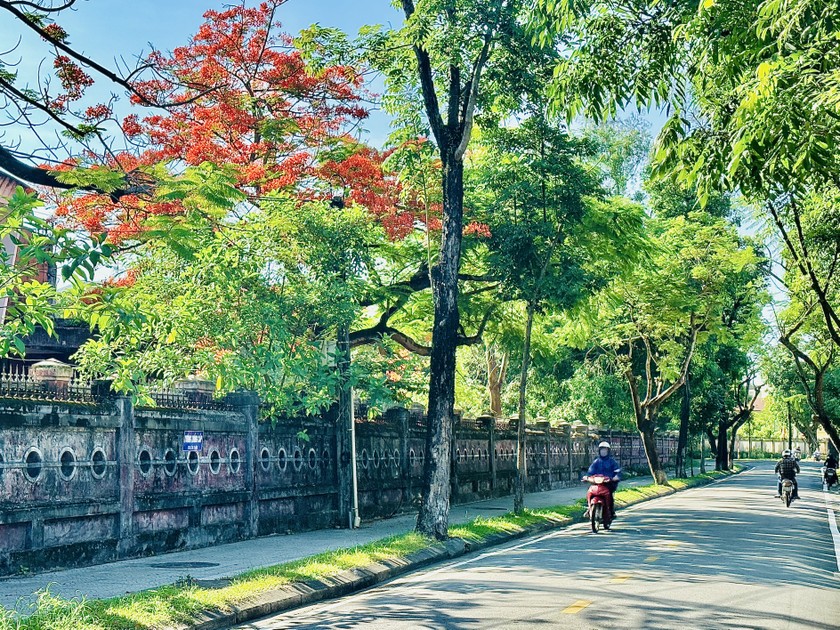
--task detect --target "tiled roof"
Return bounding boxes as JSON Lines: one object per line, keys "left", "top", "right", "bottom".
{"left": 0, "top": 172, "right": 29, "bottom": 200}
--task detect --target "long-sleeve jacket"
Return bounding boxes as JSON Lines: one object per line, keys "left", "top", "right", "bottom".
{"left": 775, "top": 458, "right": 800, "bottom": 479}
{"left": 587, "top": 456, "right": 621, "bottom": 479}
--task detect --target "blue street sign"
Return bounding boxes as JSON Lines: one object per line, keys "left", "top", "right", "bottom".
{"left": 183, "top": 431, "right": 204, "bottom": 452}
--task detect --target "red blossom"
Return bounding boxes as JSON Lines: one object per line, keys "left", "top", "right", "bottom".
{"left": 41, "top": 23, "right": 68, "bottom": 42}
{"left": 53, "top": 55, "right": 94, "bottom": 101}
{"left": 464, "top": 222, "right": 492, "bottom": 238}
{"left": 84, "top": 103, "right": 111, "bottom": 120}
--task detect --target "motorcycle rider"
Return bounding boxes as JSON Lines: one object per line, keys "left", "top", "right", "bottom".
{"left": 775, "top": 449, "right": 800, "bottom": 500}
{"left": 583, "top": 441, "right": 621, "bottom": 518}
{"left": 824, "top": 452, "right": 839, "bottom": 488}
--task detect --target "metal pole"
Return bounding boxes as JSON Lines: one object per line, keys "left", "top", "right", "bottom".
{"left": 349, "top": 384, "right": 360, "bottom": 529}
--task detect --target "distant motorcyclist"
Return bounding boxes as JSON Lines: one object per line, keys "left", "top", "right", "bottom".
{"left": 584, "top": 441, "right": 621, "bottom": 518}
{"left": 775, "top": 449, "right": 800, "bottom": 500}
{"left": 824, "top": 453, "right": 838, "bottom": 489}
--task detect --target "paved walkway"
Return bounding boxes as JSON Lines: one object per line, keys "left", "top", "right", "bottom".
{"left": 0, "top": 475, "right": 655, "bottom": 611}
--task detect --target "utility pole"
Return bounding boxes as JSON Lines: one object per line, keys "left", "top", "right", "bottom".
{"left": 331, "top": 196, "right": 360, "bottom": 529}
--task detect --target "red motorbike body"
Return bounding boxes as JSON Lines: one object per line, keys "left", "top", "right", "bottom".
{"left": 587, "top": 474, "right": 613, "bottom": 507}
{"left": 586, "top": 474, "right": 614, "bottom": 532}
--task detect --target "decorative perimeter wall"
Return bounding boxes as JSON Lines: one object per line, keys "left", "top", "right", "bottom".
{"left": 0, "top": 388, "right": 676, "bottom": 576}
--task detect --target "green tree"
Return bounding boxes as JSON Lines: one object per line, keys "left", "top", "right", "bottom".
{"left": 533, "top": 0, "right": 840, "bottom": 355}
{"left": 469, "top": 116, "right": 645, "bottom": 511}
{"left": 362, "top": 0, "right": 553, "bottom": 539}
{"left": 563, "top": 211, "right": 758, "bottom": 483}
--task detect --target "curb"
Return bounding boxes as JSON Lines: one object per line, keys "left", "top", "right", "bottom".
{"left": 177, "top": 469, "right": 741, "bottom": 630}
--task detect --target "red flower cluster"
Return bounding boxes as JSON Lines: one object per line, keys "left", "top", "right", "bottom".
{"left": 52, "top": 55, "right": 94, "bottom": 109}
{"left": 84, "top": 104, "right": 111, "bottom": 120}
{"left": 464, "top": 222, "right": 492, "bottom": 238}
{"left": 51, "top": 0, "right": 426, "bottom": 244}
{"left": 41, "top": 23, "right": 68, "bottom": 42}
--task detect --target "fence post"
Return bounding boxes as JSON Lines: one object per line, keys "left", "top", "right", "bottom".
{"left": 567, "top": 433, "right": 574, "bottom": 483}
{"left": 385, "top": 407, "right": 410, "bottom": 507}
{"left": 116, "top": 395, "right": 135, "bottom": 557}
{"left": 479, "top": 415, "right": 497, "bottom": 495}
{"left": 450, "top": 414, "right": 460, "bottom": 503}
{"left": 226, "top": 391, "right": 260, "bottom": 538}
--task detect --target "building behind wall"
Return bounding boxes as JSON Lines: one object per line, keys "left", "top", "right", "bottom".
{"left": 0, "top": 172, "right": 90, "bottom": 374}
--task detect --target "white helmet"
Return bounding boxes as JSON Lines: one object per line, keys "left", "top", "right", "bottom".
{"left": 782, "top": 449, "right": 792, "bottom": 458}
{"left": 598, "top": 441, "right": 611, "bottom": 450}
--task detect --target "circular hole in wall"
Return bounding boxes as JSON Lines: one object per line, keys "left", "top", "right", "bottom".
{"left": 59, "top": 448, "right": 76, "bottom": 481}
{"left": 90, "top": 448, "right": 108, "bottom": 478}
{"left": 138, "top": 448, "right": 153, "bottom": 476}
{"left": 393, "top": 449, "right": 401, "bottom": 468}
{"left": 209, "top": 450, "right": 221, "bottom": 475}
{"left": 229, "top": 448, "right": 241, "bottom": 474}
{"left": 320, "top": 449, "right": 330, "bottom": 469}
{"left": 409, "top": 449, "right": 416, "bottom": 467}
{"left": 308, "top": 448, "right": 317, "bottom": 470}
{"left": 91, "top": 448, "right": 107, "bottom": 479}
{"left": 187, "top": 450, "right": 200, "bottom": 475}
{"left": 163, "top": 449, "right": 177, "bottom": 476}
{"left": 0, "top": 452, "right": 4, "bottom": 479}
{"left": 373, "top": 449, "right": 380, "bottom": 468}
{"left": 260, "top": 447, "right": 271, "bottom": 472}
{"left": 293, "top": 449, "right": 303, "bottom": 471}
{"left": 24, "top": 448, "right": 43, "bottom": 482}
{"left": 361, "top": 449, "right": 369, "bottom": 469}
{"left": 277, "top": 448, "right": 287, "bottom": 471}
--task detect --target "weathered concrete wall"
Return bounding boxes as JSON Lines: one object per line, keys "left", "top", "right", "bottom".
{"left": 0, "top": 394, "right": 676, "bottom": 576}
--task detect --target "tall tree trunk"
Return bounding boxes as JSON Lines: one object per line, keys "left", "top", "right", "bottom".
{"left": 417, "top": 153, "right": 464, "bottom": 540}
{"left": 817, "top": 413, "right": 840, "bottom": 455}
{"left": 812, "top": 371, "right": 840, "bottom": 454}
{"left": 706, "top": 428, "right": 717, "bottom": 455}
{"left": 486, "top": 344, "right": 507, "bottom": 418}
{"left": 639, "top": 420, "right": 668, "bottom": 485}
{"left": 675, "top": 376, "right": 690, "bottom": 478}
{"left": 514, "top": 303, "right": 535, "bottom": 514}
{"left": 728, "top": 422, "right": 741, "bottom": 469}
{"left": 716, "top": 421, "right": 729, "bottom": 471}
{"left": 626, "top": 371, "right": 668, "bottom": 485}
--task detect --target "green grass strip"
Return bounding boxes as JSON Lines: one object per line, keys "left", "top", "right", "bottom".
{"left": 0, "top": 467, "right": 739, "bottom": 630}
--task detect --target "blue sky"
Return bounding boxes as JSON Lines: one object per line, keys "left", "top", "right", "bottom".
{"left": 2, "top": 0, "right": 665, "bottom": 154}
{"left": 2, "top": 0, "right": 402, "bottom": 150}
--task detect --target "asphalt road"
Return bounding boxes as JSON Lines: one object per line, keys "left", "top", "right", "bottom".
{"left": 237, "top": 461, "right": 840, "bottom": 629}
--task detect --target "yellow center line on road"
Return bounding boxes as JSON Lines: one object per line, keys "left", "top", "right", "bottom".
{"left": 610, "top": 574, "right": 631, "bottom": 583}
{"left": 644, "top": 555, "right": 659, "bottom": 563}
{"left": 561, "top": 600, "right": 592, "bottom": 614}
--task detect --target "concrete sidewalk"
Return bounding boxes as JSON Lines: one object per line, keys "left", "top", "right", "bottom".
{"left": 0, "top": 475, "right": 652, "bottom": 611}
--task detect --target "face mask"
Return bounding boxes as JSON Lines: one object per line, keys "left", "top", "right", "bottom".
{"left": 599, "top": 449, "right": 608, "bottom": 458}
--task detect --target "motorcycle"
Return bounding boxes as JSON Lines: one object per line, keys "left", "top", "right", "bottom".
{"left": 813, "top": 451, "right": 822, "bottom": 462}
{"left": 794, "top": 448, "right": 801, "bottom": 461}
{"left": 823, "top": 466, "right": 838, "bottom": 489}
{"left": 780, "top": 478, "right": 796, "bottom": 507}
{"left": 584, "top": 474, "right": 614, "bottom": 533}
